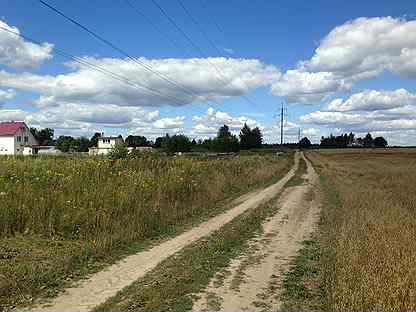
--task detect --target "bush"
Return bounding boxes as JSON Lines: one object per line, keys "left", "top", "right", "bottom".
{"left": 107, "top": 144, "right": 129, "bottom": 159}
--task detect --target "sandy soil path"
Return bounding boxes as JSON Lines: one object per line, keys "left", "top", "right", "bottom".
{"left": 30, "top": 152, "right": 299, "bottom": 312}
{"left": 193, "top": 152, "right": 320, "bottom": 311}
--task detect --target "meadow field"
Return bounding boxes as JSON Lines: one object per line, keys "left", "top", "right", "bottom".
{"left": 0, "top": 152, "right": 293, "bottom": 309}
{"left": 292, "top": 149, "right": 416, "bottom": 311}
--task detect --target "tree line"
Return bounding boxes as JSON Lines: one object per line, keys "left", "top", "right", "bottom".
{"left": 320, "top": 132, "right": 388, "bottom": 148}
{"left": 30, "top": 123, "right": 264, "bottom": 153}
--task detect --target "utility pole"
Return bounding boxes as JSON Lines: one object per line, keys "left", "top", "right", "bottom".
{"left": 280, "top": 101, "right": 284, "bottom": 145}
{"left": 298, "top": 128, "right": 301, "bottom": 142}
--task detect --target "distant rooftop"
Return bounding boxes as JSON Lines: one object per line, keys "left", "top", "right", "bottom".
{"left": 0, "top": 121, "right": 27, "bottom": 136}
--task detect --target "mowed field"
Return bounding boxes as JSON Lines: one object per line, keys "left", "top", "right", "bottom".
{"left": 0, "top": 153, "right": 293, "bottom": 310}
{"left": 298, "top": 149, "right": 416, "bottom": 311}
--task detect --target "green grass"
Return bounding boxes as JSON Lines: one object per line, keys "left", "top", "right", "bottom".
{"left": 94, "top": 192, "right": 285, "bottom": 312}
{"left": 285, "top": 155, "right": 307, "bottom": 187}
{"left": 0, "top": 153, "right": 294, "bottom": 310}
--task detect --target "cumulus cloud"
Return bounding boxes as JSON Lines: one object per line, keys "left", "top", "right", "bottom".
{"left": 306, "top": 17, "right": 416, "bottom": 78}
{"left": 0, "top": 89, "right": 15, "bottom": 104}
{"left": 272, "top": 17, "right": 416, "bottom": 104}
{"left": 301, "top": 108, "right": 416, "bottom": 133}
{"left": 192, "top": 107, "right": 262, "bottom": 135}
{"left": 0, "top": 103, "right": 186, "bottom": 138}
{"left": 271, "top": 70, "right": 351, "bottom": 103}
{"left": 0, "top": 20, "right": 53, "bottom": 69}
{"left": 0, "top": 57, "right": 279, "bottom": 107}
{"left": 327, "top": 89, "right": 416, "bottom": 112}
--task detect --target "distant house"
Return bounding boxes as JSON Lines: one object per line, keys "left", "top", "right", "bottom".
{"left": 0, "top": 121, "right": 38, "bottom": 155}
{"left": 89, "top": 135, "right": 124, "bottom": 156}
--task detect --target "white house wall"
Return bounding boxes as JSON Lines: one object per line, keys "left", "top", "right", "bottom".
{"left": 0, "top": 136, "right": 15, "bottom": 155}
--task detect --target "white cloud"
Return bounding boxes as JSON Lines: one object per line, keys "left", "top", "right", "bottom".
{"left": 0, "top": 57, "right": 279, "bottom": 107}
{"left": 271, "top": 17, "right": 416, "bottom": 104}
{"left": 307, "top": 17, "right": 416, "bottom": 78}
{"left": 0, "top": 20, "right": 53, "bottom": 69}
{"left": 0, "top": 103, "right": 186, "bottom": 138}
{"left": 0, "top": 89, "right": 15, "bottom": 104}
{"left": 271, "top": 70, "right": 351, "bottom": 103}
{"left": 301, "top": 109, "right": 416, "bottom": 134}
{"left": 153, "top": 117, "right": 185, "bottom": 129}
{"left": 0, "top": 108, "right": 29, "bottom": 122}
{"left": 327, "top": 88, "right": 416, "bottom": 112}
{"left": 192, "top": 107, "right": 262, "bottom": 135}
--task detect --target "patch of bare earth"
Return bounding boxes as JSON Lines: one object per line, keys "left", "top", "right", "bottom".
{"left": 28, "top": 153, "right": 300, "bottom": 312}
{"left": 193, "top": 153, "right": 321, "bottom": 311}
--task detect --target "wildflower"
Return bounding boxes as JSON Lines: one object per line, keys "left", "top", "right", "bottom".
{"left": 0, "top": 192, "right": 6, "bottom": 196}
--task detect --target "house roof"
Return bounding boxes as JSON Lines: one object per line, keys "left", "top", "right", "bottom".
{"left": 0, "top": 121, "right": 27, "bottom": 136}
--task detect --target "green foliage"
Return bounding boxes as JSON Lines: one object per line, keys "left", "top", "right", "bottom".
{"left": 90, "top": 132, "right": 101, "bottom": 147}
{"left": 125, "top": 135, "right": 149, "bottom": 147}
{"left": 56, "top": 135, "right": 90, "bottom": 152}
{"left": 373, "top": 136, "right": 388, "bottom": 148}
{"left": 30, "top": 127, "right": 54, "bottom": 146}
{"left": 239, "top": 123, "right": 263, "bottom": 150}
{"left": 299, "top": 137, "right": 312, "bottom": 149}
{"left": 107, "top": 143, "right": 129, "bottom": 159}
{"left": 154, "top": 137, "right": 163, "bottom": 148}
{"left": 209, "top": 124, "right": 240, "bottom": 152}
{"left": 161, "top": 134, "right": 192, "bottom": 153}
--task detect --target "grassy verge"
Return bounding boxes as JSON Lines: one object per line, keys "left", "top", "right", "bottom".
{"left": 94, "top": 190, "right": 285, "bottom": 311}
{"left": 0, "top": 153, "right": 294, "bottom": 310}
{"left": 285, "top": 154, "right": 307, "bottom": 187}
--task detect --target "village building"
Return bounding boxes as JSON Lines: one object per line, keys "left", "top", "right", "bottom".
{"left": 0, "top": 121, "right": 38, "bottom": 155}
{"left": 89, "top": 135, "right": 124, "bottom": 156}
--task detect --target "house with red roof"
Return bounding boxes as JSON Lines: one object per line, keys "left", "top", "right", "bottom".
{"left": 0, "top": 121, "right": 38, "bottom": 155}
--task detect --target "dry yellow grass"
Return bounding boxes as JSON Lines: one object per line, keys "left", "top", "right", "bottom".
{"left": 308, "top": 148, "right": 416, "bottom": 311}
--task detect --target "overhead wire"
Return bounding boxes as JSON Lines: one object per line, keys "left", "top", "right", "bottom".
{"left": 0, "top": 26, "right": 187, "bottom": 106}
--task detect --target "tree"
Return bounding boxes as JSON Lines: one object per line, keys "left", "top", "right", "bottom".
{"left": 30, "top": 127, "right": 54, "bottom": 145}
{"left": 211, "top": 124, "right": 240, "bottom": 152}
{"left": 363, "top": 133, "right": 374, "bottom": 147}
{"left": 239, "top": 123, "right": 252, "bottom": 150}
{"left": 107, "top": 143, "right": 129, "bottom": 159}
{"left": 251, "top": 127, "right": 263, "bottom": 148}
{"left": 154, "top": 137, "right": 163, "bottom": 148}
{"left": 299, "top": 137, "right": 312, "bottom": 148}
{"left": 56, "top": 136, "right": 77, "bottom": 152}
{"left": 373, "top": 136, "right": 388, "bottom": 148}
{"left": 162, "top": 134, "right": 192, "bottom": 153}
{"left": 77, "top": 137, "right": 91, "bottom": 152}
{"left": 240, "top": 124, "right": 263, "bottom": 149}
{"left": 218, "top": 124, "right": 231, "bottom": 138}
{"left": 90, "top": 132, "right": 101, "bottom": 147}
{"left": 56, "top": 136, "right": 91, "bottom": 152}
{"left": 125, "top": 135, "right": 149, "bottom": 147}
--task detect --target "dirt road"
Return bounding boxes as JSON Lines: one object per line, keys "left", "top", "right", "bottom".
{"left": 31, "top": 152, "right": 300, "bottom": 312}
{"left": 193, "top": 152, "right": 321, "bottom": 311}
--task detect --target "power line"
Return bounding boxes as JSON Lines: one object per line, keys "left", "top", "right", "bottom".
{"left": 0, "top": 26, "right": 186, "bottom": 105}
{"left": 120, "top": 0, "right": 224, "bottom": 111}
{"left": 37, "top": 0, "right": 201, "bottom": 101}
{"left": 151, "top": 0, "right": 261, "bottom": 110}
{"left": 122, "top": 0, "right": 190, "bottom": 56}
{"left": 176, "top": 0, "right": 261, "bottom": 109}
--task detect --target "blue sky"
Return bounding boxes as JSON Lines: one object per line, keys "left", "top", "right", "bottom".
{"left": 1, "top": 0, "right": 416, "bottom": 144}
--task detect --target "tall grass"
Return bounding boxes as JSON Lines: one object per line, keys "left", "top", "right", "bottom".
{"left": 0, "top": 154, "right": 293, "bottom": 250}
{"left": 308, "top": 149, "right": 416, "bottom": 311}
{"left": 0, "top": 153, "right": 293, "bottom": 309}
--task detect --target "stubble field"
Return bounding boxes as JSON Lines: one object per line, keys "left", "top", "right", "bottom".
{"left": 300, "top": 148, "right": 416, "bottom": 311}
